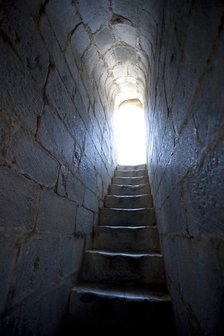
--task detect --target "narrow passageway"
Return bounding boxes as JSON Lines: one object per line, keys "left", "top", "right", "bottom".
{"left": 0, "top": 0, "right": 223, "bottom": 335}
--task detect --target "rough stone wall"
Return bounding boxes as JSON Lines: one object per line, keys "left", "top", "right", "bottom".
{"left": 0, "top": 1, "right": 115, "bottom": 335}
{"left": 147, "top": 0, "right": 224, "bottom": 334}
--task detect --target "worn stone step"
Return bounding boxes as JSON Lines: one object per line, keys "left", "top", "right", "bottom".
{"left": 112, "top": 176, "right": 148, "bottom": 185}
{"left": 109, "top": 184, "right": 150, "bottom": 196}
{"left": 114, "top": 169, "right": 147, "bottom": 177}
{"left": 81, "top": 250, "right": 167, "bottom": 291}
{"left": 93, "top": 226, "right": 160, "bottom": 252}
{"left": 104, "top": 194, "right": 153, "bottom": 209}
{"left": 99, "top": 208, "right": 155, "bottom": 226}
{"left": 117, "top": 164, "right": 146, "bottom": 171}
{"left": 69, "top": 284, "right": 176, "bottom": 332}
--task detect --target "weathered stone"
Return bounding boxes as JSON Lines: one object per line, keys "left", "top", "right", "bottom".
{"left": 36, "top": 190, "right": 77, "bottom": 234}
{"left": 71, "top": 23, "right": 90, "bottom": 58}
{"left": 114, "top": 24, "right": 136, "bottom": 46}
{"left": 39, "top": 14, "right": 76, "bottom": 100}
{"left": 46, "top": 0, "right": 80, "bottom": 51}
{"left": 0, "top": 168, "right": 40, "bottom": 230}
{"left": 0, "top": 38, "right": 43, "bottom": 132}
{"left": 76, "top": 206, "right": 94, "bottom": 234}
{"left": 84, "top": 188, "right": 99, "bottom": 212}
{"left": 83, "top": 45, "right": 99, "bottom": 76}
{"left": 7, "top": 130, "right": 58, "bottom": 187}
{"left": 14, "top": 235, "right": 60, "bottom": 302}
{"left": 78, "top": 154, "right": 97, "bottom": 193}
{"left": 38, "top": 106, "right": 74, "bottom": 166}
{"left": 0, "top": 234, "right": 21, "bottom": 314}
{"left": 57, "top": 237, "right": 85, "bottom": 278}
{"left": 45, "top": 69, "right": 76, "bottom": 125}
{"left": 57, "top": 166, "right": 85, "bottom": 206}
{"left": 78, "top": 0, "right": 111, "bottom": 33}
{"left": 16, "top": 285, "right": 70, "bottom": 336}
{"left": 0, "top": 1, "right": 49, "bottom": 90}
{"left": 94, "top": 27, "right": 113, "bottom": 54}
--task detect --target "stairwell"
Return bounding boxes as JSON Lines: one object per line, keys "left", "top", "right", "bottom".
{"left": 68, "top": 165, "right": 176, "bottom": 332}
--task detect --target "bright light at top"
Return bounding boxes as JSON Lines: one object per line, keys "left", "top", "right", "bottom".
{"left": 114, "top": 102, "right": 147, "bottom": 165}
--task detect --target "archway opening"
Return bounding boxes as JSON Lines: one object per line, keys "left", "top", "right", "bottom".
{"left": 114, "top": 99, "right": 147, "bottom": 165}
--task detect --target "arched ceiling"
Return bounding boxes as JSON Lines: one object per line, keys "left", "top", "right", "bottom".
{"left": 71, "top": 0, "right": 161, "bottom": 107}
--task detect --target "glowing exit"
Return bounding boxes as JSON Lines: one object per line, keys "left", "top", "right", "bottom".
{"left": 114, "top": 101, "right": 147, "bottom": 165}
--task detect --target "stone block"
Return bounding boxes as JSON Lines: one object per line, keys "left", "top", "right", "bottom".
{"left": 73, "top": 90, "right": 90, "bottom": 130}
{"left": 57, "top": 236, "right": 85, "bottom": 278}
{"left": 0, "top": 38, "right": 43, "bottom": 132}
{"left": 77, "top": 154, "right": 97, "bottom": 193}
{"left": 14, "top": 235, "right": 60, "bottom": 303}
{"left": 36, "top": 190, "right": 77, "bottom": 234}
{"left": 114, "top": 46, "right": 136, "bottom": 63}
{"left": 38, "top": 106, "right": 74, "bottom": 166}
{"left": 0, "top": 168, "right": 39, "bottom": 230}
{"left": 57, "top": 166, "right": 85, "bottom": 206}
{"left": 15, "top": 284, "right": 70, "bottom": 336}
{"left": 94, "top": 27, "right": 113, "bottom": 54}
{"left": 0, "top": 234, "right": 21, "bottom": 314}
{"left": 78, "top": 0, "right": 111, "bottom": 33}
{"left": 84, "top": 188, "right": 98, "bottom": 212}
{"left": 45, "top": 68, "right": 76, "bottom": 125}
{"left": 111, "top": 0, "right": 138, "bottom": 23}
{"left": 0, "top": 1, "right": 49, "bottom": 90}
{"left": 182, "top": 139, "right": 224, "bottom": 237}
{"left": 71, "top": 24, "right": 90, "bottom": 58}
{"left": 177, "top": 238, "right": 224, "bottom": 335}
{"left": 46, "top": 0, "right": 80, "bottom": 51}
{"left": 39, "top": 15, "right": 76, "bottom": 100}
{"left": 192, "top": 33, "right": 224, "bottom": 148}
{"left": 83, "top": 45, "right": 99, "bottom": 76}
{"left": 7, "top": 130, "right": 58, "bottom": 187}
{"left": 76, "top": 206, "right": 94, "bottom": 234}
{"left": 114, "top": 24, "right": 136, "bottom": 46}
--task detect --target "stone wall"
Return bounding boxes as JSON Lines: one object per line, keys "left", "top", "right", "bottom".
{"left": 146, "top": 0, "right": 224, "bottom": 334}
{"left": 0, "top": 1, "right": 115, "bottom": 334}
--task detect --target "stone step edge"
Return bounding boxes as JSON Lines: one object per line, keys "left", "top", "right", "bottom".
{"left": 95, "top": 225, "right": 156, "bottom": 230}
{"left": 71, "top": 284, "right": 170, "bottom": 302}
{"left": 105, "top": 194, "right": 151, "bottom": 198}
{"left": 85, "top": 250, "right": 163, "bottom": 257}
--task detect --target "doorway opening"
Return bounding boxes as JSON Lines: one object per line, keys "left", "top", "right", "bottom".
{"left": 114, "top": 99, "right": 147, "bottom": 165}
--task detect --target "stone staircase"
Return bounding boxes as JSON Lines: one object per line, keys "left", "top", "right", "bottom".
{"left": 68, "top": 164, "right": 176, "bottom": 333}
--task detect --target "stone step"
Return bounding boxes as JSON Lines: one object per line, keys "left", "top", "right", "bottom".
{"left": 69, "top": 284, "right": 176, "bottom": 332}
{"left": 93, "top": 226, "right": 160, "bottom": 252}
{"left": 81, "top": 250, "right": 167, "bottom": 291}
{"left": 104, "top": 194, "right": 153, "bottom": 209}
{"left": 109, "top": 183, "right": 150, "bottom": 196}
{"left": 112, "top": 176, "right": 149, "bottom": 185}
{"left": 99, "top": 208, "right": 155, "bottom": 226}
{"left": 117, "top": 164, "right": 146, "bottom": 171}
{"left": 114, "top": 169, "right": 147, "bottom": 177}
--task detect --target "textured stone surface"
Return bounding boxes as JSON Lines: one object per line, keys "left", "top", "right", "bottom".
{"left": 38, "top": 106, "right": 74, "bottom": 165}
{"left": 146, "top": 1, "right": 224, "bottom": 334}
{"left": 76, "top": 206, "right": 94, "bottom": 235}
{"left": 0, "top": 168, "right": 40, "bottom": 230}
{"left": 36, "top": 190, "right": 77, "bottom": 234}
{"left": 7, "top": 130, "right": 58, "bottom": 187}
{"left": 0, "top": 1, "right": 116, "bottom": 334}
{"left": 57, "top": 166, "right": 85, "bottom": 205}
